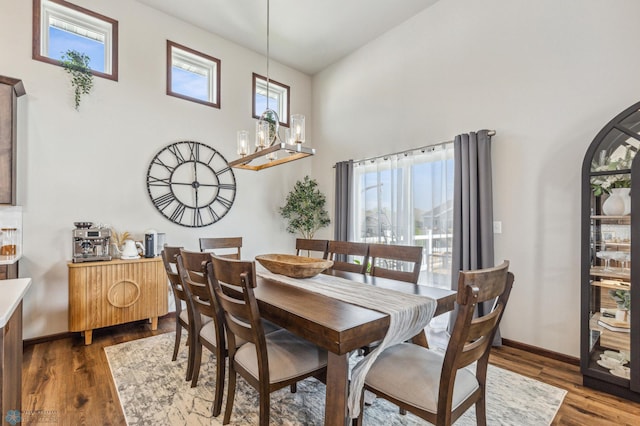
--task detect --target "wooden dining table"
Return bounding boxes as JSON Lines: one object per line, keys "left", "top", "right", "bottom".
{"left": 252, "top": 268, "right": 457, "bottom": 426}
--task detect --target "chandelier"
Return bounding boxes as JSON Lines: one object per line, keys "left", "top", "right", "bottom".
{"left": 229, "top": 0, "right": 315, "bottom": 171}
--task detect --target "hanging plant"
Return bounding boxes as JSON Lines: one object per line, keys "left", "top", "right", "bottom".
{"left": 280, "top": 176, "right": 331, "bottom": 239}
{"left": 60, "top": 50, "right": 94, "bottom": 110}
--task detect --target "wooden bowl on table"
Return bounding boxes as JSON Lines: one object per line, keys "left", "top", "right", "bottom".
{"left": 255, "top": 254, "right": 333, "bottom": 278}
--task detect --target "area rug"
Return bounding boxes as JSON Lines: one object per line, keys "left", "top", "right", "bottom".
{"left": 105, "top": 333, "right": 566, "bottom": 425}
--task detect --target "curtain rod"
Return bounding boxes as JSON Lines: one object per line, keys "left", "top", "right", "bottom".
{"left": 346, "top": 129, "right": 496, "bottom": 166}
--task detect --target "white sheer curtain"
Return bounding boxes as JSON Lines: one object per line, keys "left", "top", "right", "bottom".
{"left": 351, "top": 143, "right": 454, "bottom": 342}
{"left": 351, "top": 143, "right": 454, "bottom": 288}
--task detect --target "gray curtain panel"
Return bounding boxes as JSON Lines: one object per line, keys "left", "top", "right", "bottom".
{"left": 334, "top": 160, "right": 354, "bottom": 242}
{"left": 451, "top": 130, "right": 501, "bottom": 344}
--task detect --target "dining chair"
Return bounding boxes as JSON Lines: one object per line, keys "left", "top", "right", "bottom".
{"left": 176, "top": 249, "right": 230, "bottom": 417}
{"left": 296, "top": 238, "right": 329, "bottom": 259}
{"left": 356, "top": 261, "right": 514, "bottom": 426}
{"left": 207, "top": 255, "right": 328, "bottom": 426}
{"left": 326, "top": 240, "right": 369, "bottom": 274}
{"left": 199, "top": 237, "right": 242, "bottom": 259}
{"left": 368, "top": 243, "right": 423, "bottom": 284}
{"left": 161, "top": 246, "right": 194, "bottom": 379}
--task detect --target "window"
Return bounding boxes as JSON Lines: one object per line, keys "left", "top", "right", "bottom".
{"left": 351, "top": 143, "right": 455, "bottom": 289}
{"left": 252, "top": 73, "right": 290, "bottom": 127}
{"left": 167, "top": 41, "right": 221, "bottom": 109}
{"left": 33, "top": 0, "right": 118, "bottom": 80}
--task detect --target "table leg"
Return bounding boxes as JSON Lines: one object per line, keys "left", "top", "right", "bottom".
{"left": 150, "top": 316, "right": 158, "bottom": 330}
{"left": 410, "top": 329, "right": 429, "bottom": 348}
{"left": 84, "top": 330, "right": 93, "bottom": 345}
{"left": 325, "top": 352, "right": 349, "bottom": 426}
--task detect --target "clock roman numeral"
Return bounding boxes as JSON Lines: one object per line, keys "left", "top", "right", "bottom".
{"left": 195, "top": 207, "right": 204, "bottom": 227}
{"left": 152, "top": 157, "right": 175, "bottom": 173}
{"left": 152, "top": 192, "right": 175, "bottom": 210}
{"left": 217, "top": 183, "right": 236, "bottom": 190}
{"left": 148, "top": 176, "right": 171, "bottom": 186}
{"left": 167, "top": 144, "right": 186, "bottom": 164}
{"left": 204, "top": 151, "right": 217, "bottom": 165}
{"left": 170, "top": 203, "right": 187, "bottom": 223}
{"left": 207, "top": 205, "right": 220, "bottom": 222}
{"left": 215, "top": 166, "right": 231, "bottom": 176}
{"left": 189, "top": 142, "right": 200, "bottom": 162}
{"left": 216, "top": 196, "right": 233, "bottom": 209}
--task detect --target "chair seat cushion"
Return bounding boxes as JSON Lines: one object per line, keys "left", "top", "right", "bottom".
{"left": 179, "top": 310, "right": 212, "bottom": 327}
{"left": 200, "top": 321, "right": 247, "bottom": 349}
{"left": 234, "top": 329, "right": 327, "bottom": 383}
{"left": 365, "top": 343, "right": 479, "bottom": 413}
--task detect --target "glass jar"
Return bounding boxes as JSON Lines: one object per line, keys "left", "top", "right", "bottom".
{"left": 1, "top": 227, "right": 17, "bottom": 256}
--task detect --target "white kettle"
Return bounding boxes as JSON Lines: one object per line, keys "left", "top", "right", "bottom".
{"left": 116, "top": 239, "right": 144, "bottom": 259}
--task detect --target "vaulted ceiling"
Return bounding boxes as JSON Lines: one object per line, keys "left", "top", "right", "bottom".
{"left": 136, "top": 0, "right": 441, "bottom": 75}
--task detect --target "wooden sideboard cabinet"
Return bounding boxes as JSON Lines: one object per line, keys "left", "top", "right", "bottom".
{"left": 68, "top": 257, "right": 168, "bottom": 345}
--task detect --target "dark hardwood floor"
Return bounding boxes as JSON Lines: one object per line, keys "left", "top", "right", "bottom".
{"left": 21, "top": 316, "right": 640, "bottom": 425}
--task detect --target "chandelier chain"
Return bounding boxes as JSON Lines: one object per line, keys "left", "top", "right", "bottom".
{"left": 266, "top": 0, "right": 270, "bottom": 110}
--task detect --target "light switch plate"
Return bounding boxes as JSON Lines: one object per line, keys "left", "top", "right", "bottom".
{"left": 493, "top": 221, "right": 502, "bottom": 234}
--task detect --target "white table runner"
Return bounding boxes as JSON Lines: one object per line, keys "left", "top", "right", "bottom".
{"left": 256, "top": 269, "right": 436, "bottom": 418}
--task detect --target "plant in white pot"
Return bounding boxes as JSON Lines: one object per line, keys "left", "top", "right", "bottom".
{"left": 280, "top": 176, "right": 330, "bottom": 239}
{"left": 591, "top": 146, "right": 634, "bottom": 215}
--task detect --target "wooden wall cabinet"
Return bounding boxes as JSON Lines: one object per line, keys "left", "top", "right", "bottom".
{"left": 0, "top": 75, "right": 26, "bottom": 206}
{"left": 68, "top": 257, "right": 168, "bottom": 345}
{"left": 581, "top": 101, "right": 640, "bottom": 402}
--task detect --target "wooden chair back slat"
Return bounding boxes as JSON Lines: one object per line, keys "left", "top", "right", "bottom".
{"left": 327, "top": 241, "right": 369, "bottom": 274}
{"left": 162, "top": 246, "right": 187, "bottom": 301}
{"left": 178, "top": 250, "right": 217, "bottom": 319}
{"left": 199, "top": 237, "right": 242, "bottom": 259}
{"left": 368, "top": 243, "right": 423, "bottom": 284}
{"left": 296, "top": 238, "right": 329, "bottom": 259}
{"left": 208, "top": 256, "right": 266, "bottom": 348}
{"left": 466, "top": 305, "right": 502, "bottom": 342}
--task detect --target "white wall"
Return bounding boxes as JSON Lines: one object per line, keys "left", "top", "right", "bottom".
{"left": 311, "top": 0, "right": 640, "bottom": 357}
{"left": 0, "top": 0, "right": 312, "bottom": 339}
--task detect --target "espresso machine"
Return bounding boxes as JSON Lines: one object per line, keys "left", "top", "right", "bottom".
{"left": 72, "top": 222, "right": 112, "bottom": 263}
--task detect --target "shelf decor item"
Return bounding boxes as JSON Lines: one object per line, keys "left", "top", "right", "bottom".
{"left": 581, "top": 100, "right": 640, "bottom": 403}
{"left": 602, "top": 188, "right": 631, "bottom": 216}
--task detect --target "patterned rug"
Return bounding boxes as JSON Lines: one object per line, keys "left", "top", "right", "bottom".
{"left": 105, "top": 333, "right": 566, "bottom": 425}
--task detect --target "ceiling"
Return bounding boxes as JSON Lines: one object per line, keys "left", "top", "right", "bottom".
{"left": 136, "top": 0, "right": 441, "bottom": 75}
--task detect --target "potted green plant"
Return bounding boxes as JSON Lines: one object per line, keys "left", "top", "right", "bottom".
{"left": 280, "top": 176, "right": 330, "bottom": 239}
{"left": 60, "top": 49, "right": 94, "bottom": 110}
{"left": 609, "top": 289, "right": 631, "bottom": 322}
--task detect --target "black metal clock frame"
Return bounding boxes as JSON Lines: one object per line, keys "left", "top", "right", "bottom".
{"left": 146, "top": 141, "right": 236, "bottom": 227}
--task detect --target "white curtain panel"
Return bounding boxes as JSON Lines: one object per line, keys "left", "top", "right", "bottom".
{"left": 351, "top": 143, "right": 455, "bottom": 290}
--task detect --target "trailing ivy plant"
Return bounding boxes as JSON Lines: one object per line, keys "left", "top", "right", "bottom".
{"left": 60, "top": 50, "right": 93, "bottom": 110}
{"left": 280, "top": 176, "right": 330, "bottom": 239}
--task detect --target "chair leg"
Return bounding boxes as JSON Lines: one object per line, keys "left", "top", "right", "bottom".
{"left": 259, "top": 390, "right": 270, "bottom": 426}
{"left": 223, "top": 368, "right": 237, "bottom": 425}
{"left": 476, "top": 395, "right": 487, "bottom": 426}
{"left": 190, "top": 339, "right": 203, "bottom": 387}
{"left": 212, "top": 350, "right": 225, "bottom": 417}
{"left": 172, "top": 321, "right": 181, "bottom": 361}
{"left": 290, "top": 383, "right": 297, "bottom": 393}
{"left": 185, "top": 329, "right": 194, "bottom": 381}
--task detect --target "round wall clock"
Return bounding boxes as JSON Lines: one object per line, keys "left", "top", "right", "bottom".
{"left": 146, "top": 141, "right": 236, "bottom": 227}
